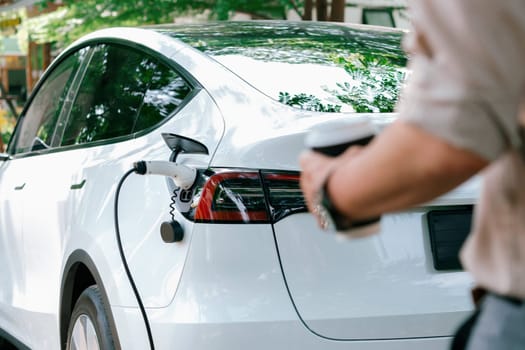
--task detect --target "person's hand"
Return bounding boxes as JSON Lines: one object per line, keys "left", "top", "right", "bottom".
{"left": 299, "top": 146, "right": 363, "bottom": 228}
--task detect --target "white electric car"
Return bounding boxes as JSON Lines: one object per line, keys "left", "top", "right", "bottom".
{"left": 0, "top": 21, "right": 478, "bottom": 350}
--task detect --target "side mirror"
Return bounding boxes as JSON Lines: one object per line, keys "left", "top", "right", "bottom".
{"left": 0, "top": 153, "right": 10, "bottom": 161}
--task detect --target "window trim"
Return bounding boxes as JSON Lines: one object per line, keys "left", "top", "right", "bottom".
{"left": 50, "top": 47, "right": 96, "bottom": 148}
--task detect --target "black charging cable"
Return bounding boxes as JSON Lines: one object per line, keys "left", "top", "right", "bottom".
{"left": 114, "top": 168, "right": 155, "bottom": 350}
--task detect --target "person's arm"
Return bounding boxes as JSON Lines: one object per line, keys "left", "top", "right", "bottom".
{"left": 300, "top": 0, "right": 525, "bottom": 227}
{"left": 300, "top": 120, "right": 488, "bottom": 223}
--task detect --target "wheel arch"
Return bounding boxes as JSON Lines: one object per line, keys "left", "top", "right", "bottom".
{"left": 60, "top": 249, "right": 121, "bottom": 350}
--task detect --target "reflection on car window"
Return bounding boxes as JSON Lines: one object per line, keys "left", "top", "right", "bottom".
{"left": 61, "top": 44, "right": 145, "bottom": 145}
{"left": 135, "top": 64, "right": 191, "bottom": 132}
{"left": 161, "top": 21, "right": 407, "bottom": 113}
{"left": 61, "top": 44, "right": 191, "bottom": 147}
{"left": 13, "top": 49, "right": 87, "bottom": 154}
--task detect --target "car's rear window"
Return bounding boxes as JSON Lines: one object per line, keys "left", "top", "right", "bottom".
{"left": 158, "top": 21, "right": 408, "bottom": 113}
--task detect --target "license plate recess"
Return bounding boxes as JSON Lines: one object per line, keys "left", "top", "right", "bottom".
{"left": 427, "top": 206, "right": 473, "bottom": 270}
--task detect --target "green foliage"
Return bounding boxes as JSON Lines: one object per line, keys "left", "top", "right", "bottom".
{"left": 35, "top": 0, "right": 304, "bottom": 49}
{"left": 173, "top": 0, "right": 296, "bottom": 20}
{"left": 325, "top": 53, "right": 406, "bottom": 113}
{"left": 1, "top": 130, "right": 11, "bottom": 146}
{"left": 0, "top": 110, "right": 16, "bottom": 149}
{"left": 279, "top": 92, "right": 341, "bottom": 112}
{"left": 35, "top": 0, "right": 181, "bottom": 47}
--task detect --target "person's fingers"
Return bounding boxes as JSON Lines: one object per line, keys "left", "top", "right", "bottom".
{"left": 299, "top": 152, "right": 319, "bottom": 213}
{"left": 300, "top": 146, "right": 369, "bottom": 229}
{"left": 299, "top": 150, "right": 323, "bottom": 171}
{"left": 299, "top": 151, "right": 336, "bottom": 224}
{"left": 299, "top": 163, "right": 316, "bottom": 213}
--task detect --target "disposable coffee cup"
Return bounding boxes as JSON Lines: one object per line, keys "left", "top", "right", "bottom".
{"left": 305, "top": 119, "right": 376, "bottom": 157}
{"left": 304, "top": 119, "right": 381, "bottom": 238}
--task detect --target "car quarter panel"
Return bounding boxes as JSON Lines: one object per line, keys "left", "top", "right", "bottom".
{"left": 274, "top": 211, "right": 475, "bottom": 339}
{"left": 147, "top": 223, "right": 454, "bottom": 350}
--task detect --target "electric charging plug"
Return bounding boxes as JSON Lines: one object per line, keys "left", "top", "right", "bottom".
{"left": 133, "top": 160, "right": 197, "bottom": 190}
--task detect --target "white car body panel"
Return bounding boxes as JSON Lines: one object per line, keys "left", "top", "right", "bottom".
{"left": 15, "top": 150, "right": 86, "bottom": 348}
{"left": 147, "top": 224, "right": 453, "bottom": 349}
{"left": 149, "top": 319, "right": 453, "bottom": 350}
{"left": 59, "top": 88, "right": 224, "bottom": 310}
{"left": 174, "top": 41, "right": 479, "bottom": 340}
{"left": 0, "top": 159, "right": 30, "bottom": 343}
{"left": 111, "top": 306, "right": 151, "bottom": 350}
{"left": 274, "top": 212, "right": 474, "bottom": 339}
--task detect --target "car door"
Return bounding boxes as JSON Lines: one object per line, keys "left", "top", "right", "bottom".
{"left": 0, "top": 48, "right": 88, "bottom": 344}
{"left": 18, "top": 42, "right": 183, "bottom": 344}
{"left": 0, "top": 154, "right": 29, "bottom": 337}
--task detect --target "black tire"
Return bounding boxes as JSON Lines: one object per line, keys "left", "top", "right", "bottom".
{"left": 66, "top": 285, "right": 115, "bottom": 350}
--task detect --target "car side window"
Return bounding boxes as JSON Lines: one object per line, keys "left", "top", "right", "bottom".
{"left": 60, "top": 44, "right": 192, "bottom": 147}
{"left": 12, "top": 49, "right": 87, "bottom": 154}
{"left": 135, "top": 62, "right": 191, "bottom": 132}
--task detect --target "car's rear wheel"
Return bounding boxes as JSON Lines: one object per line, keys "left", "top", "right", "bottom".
{"left": 67, "top": 285, "right": 115, "bottom": 350}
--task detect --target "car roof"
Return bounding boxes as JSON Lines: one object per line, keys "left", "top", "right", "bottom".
{"left": 150, "top": 21, "right": 406, "bottom": 65}
{"left": 150, "top": 20, "right": 406, "bottom": 37}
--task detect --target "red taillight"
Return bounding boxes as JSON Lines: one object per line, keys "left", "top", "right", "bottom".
{"left": 194, "top": 172, "right": 270, "bottom": 223}
{"left": 261, "top": 172, "right": 307, "bottom": 222}
{"left": 192, "top": 170, "right": 306, "bottom": 224}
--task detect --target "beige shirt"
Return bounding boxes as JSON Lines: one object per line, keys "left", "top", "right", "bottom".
{"left": 398, "top": 0, "right": 525, "bottom": 298}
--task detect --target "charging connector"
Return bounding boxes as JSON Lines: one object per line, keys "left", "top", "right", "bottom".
{"left": 133, "top": 160, "right": 197, "bottom": 190}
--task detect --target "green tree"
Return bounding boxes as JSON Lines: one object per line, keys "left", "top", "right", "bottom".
{"left": 172, "top": 0, "right": 292, "bottom": 20}
{"left": 279, "top": 92, "right": 341, "bottom": 112}
{"left": 36, "top": 0, "right": 293, "bottom": 48}
{"left": 36, "top": 0, "right": 347, "bottom": 49}
{"left": 325, "top": 53, "right": 406, "bottom": 113}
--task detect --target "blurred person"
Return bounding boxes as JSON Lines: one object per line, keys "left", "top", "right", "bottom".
{"left": 299, "top": 1, "right": 525, "bottom": 349}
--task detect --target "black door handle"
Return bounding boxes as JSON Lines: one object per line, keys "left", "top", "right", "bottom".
{"left": 70, "top": 179, "right": 86, "bottom": 190}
